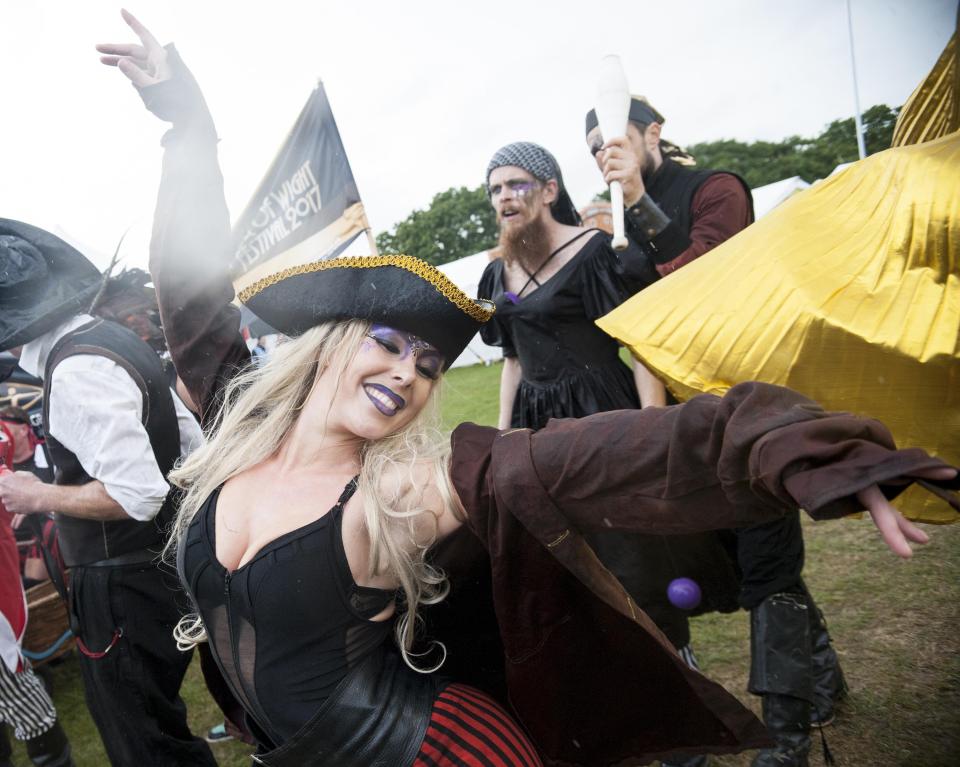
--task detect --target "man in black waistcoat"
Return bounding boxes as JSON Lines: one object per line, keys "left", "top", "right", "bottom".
{"left": 585, "top": 96, "right": 753, "bottom": 285}
{"left": 0, "top": 219, "right": 216, "bottom": 766}
{"left": 586, "top": 99, "right": 846, "bottom": 767}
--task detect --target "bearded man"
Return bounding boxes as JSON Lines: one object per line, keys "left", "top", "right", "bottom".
{"left": 478, "top": 141, "right": 659, "bottom": 431}
{"left": 477, "top": 144, "right": 740, "bottom": 767}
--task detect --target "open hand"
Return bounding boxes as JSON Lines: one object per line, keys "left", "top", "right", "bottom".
{"left": 96, "top": 9, "right": 171, "bottom": 88}
{"left": 857, "top": 466, "right": 957, "bottom": 558}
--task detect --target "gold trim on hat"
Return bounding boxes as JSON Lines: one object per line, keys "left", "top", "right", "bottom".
{"left": 237, "top": 255, "right": 495, "bottom": 323}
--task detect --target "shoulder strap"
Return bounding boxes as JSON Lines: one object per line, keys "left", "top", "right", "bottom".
{"left": 518, "top": 228, "right": 602, "bottom": 297}
{"left": 336, "top": 476, "right": 360, "bottom": 508}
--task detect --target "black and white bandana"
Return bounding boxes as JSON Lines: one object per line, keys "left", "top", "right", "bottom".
{"left": 485, "top": 142, "right": 581, "bottom": 226}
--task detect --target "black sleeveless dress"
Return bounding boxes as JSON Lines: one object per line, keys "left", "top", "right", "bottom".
{"left": 180, "top": 479, "right": 542, "bottom": 765}
{"left": 477, "top": 230, "right": 657, "bottom": 429}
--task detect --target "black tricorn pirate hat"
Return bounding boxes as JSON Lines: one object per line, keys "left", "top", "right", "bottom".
{"left": 237, "top": 255, "right": 495, "bottom": 368}
{"left": 0, "top": 219, "right": 102, "bottom": 351}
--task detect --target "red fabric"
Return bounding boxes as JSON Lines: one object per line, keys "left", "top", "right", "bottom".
{"left": 0, "top": 423, "right": 13, "bottom": 468}
{"left": 26, "top": 519, "right": 64, "bottom": 577}
{"left": 414, "top": 684, "right": 542, "bottom": 767}
{"left": 656, "top": 173, "right": 752, "bottom": 276}
{"left": 0, "top": 467, "right": 27, "bottom": 672}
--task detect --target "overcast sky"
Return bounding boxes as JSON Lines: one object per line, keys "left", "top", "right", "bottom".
{"left": 1, "top": 0, "right": 954, "bottom": 270}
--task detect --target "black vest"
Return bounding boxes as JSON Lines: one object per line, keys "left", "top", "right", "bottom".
{"left": 42, "top": 319, "right": 181, "bottom": 567}
{"left": 645, "top": 158, "right": 754, "bottom": 237}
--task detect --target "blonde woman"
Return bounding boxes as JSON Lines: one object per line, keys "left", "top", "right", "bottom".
{"left": 96, "top": 12, "right": 958, "bottom": 767}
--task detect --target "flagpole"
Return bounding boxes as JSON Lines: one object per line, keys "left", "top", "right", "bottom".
{"left": 846, "top": 0, "right": 867, "bottom": 159}
{"left": 365, "top": 228, "right": 380, "bottom": 256}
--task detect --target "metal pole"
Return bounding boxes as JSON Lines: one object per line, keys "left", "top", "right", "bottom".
{"left": 365, "top": 227, "right": 380, "bottom": 256}
{"left": 846, "top": 0, "right": 867, "bottom": 159}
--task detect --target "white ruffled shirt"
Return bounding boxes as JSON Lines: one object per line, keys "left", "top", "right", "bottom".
{"left": 19, "top": 315, "right": 203, "bottom": 521}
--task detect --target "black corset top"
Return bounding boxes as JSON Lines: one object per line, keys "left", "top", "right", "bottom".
{"left": 179, "top": 478, "right": 396, "bottom": 748}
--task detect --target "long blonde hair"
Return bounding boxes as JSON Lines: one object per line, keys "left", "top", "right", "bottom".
{"left": 168, "top": 320, "right": 458, "bottom": 671}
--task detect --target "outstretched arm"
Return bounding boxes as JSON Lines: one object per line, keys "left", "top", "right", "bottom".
{"left": 451, "top": 382, "right": 958, "bottom": 559}
{"left": 97, "top": 10, "right": 249, "bottom": 424}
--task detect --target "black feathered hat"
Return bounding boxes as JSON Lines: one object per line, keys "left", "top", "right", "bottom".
{"left": 0, "top": 219, "right": 102, "bottom": 351}
{"left": 237, "top": 255, "right": 494, "bottom": 369}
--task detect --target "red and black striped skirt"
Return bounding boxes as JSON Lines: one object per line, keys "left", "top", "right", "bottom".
{"left": 413, "top": 683, "right": 543, "bottom": 766}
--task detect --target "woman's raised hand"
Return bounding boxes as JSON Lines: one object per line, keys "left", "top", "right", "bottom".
{"left": 96, "top": 9, "right": 171, "bottom": 88}
{"left": 858, "top": 466, "right": 957, "bottom": 558}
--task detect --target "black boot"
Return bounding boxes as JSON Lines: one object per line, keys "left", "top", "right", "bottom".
{"left": 25, "top": 722, "right": 75, "bottom": 767}
{"left": 753, "top": 694, "right": 812, "bottom": 767}
{"left": 804, "top": 589, "right": 847, "bottom": 727}
{"left": 748, "top": 592, "right": 813, "bottom": 767}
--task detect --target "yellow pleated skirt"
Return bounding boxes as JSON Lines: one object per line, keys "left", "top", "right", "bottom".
{"left": 597, "top": 132, "right": 960, "bottom": 522}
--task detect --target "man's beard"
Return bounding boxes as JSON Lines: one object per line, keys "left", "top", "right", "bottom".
{"left": 640, "top": 149, "right": 657, "bottom": 182}
{"left": 499, "top": 212, "right": 552, "bottom": 272}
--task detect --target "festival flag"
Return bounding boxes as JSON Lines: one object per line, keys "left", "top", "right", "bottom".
{"left": 231, "top": 82, "right": 374, "bottom": 297}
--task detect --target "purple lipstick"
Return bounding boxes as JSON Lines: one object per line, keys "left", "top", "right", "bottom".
{"left": 364, "top": 383, "right": 405, "bottom": 416}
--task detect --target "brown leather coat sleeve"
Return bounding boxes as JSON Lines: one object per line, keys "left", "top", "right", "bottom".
{"left": 451, "top": 382, "right": 957, "bottom": 538}
{"left": 144, "top": 46, "right": 251, "bottom": 424}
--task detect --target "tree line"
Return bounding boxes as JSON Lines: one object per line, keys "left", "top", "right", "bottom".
{"left": 376, "top": 104, "right": 899, "bottom": 267}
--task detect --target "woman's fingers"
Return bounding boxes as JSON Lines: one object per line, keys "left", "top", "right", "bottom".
{"left": 858, "top": 483, "right": 930, "bottom": 558}
{"left": 914, "top": 466, "right": 957, "bottom": 481}
{"left": 117, "top": 57, "right": 158, "bottom": 88}
{"left": 99, "top": 54, "right": 149, "bottom": 68}
{"left": 97, "top": 12, "right": 171, "bottom": 85}
{"left": 121, "top": 8, "right": 161, "bottom": 52}
{"left": 95, "top": 42, "right": 147, "bottom": 59}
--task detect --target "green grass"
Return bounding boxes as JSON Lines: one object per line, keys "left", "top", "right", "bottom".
{"left": 696, "top": 518, "right": 960, "bottom": 766}
{"left": 13, "top": 360, "right": 960, "bottom": 765}
{"left": 439, "top": 359, "right": 502, "bottom": 430}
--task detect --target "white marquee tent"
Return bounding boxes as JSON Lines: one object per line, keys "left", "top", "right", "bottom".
{"left": 437, "top": 251, "right": 503, "bottom": 368}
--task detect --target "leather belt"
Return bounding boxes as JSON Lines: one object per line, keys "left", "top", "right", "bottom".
{"left": 82, "top": 547, "right": 159, "bottom": 568}
{"left": 251, "top": 644, "right": 441, "bottom": 766}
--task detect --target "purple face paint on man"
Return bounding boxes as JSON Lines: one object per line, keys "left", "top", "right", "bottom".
{"left": 365, "top": 325, "right": 446, "bottom": 380}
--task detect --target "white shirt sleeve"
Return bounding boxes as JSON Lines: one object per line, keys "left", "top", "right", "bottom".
{"left": 47, "top": 356, "right": 170, "bottom": 522}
